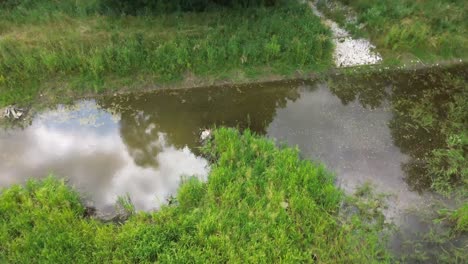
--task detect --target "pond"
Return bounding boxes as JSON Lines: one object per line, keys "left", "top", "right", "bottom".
{"left": 0, "top": 64, "right": 466, "bottom": 223}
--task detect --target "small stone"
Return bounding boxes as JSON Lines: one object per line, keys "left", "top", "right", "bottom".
{"left": 280, "top": 201, "right": 289, "bottom": 209}
{"left": 200, "top": 129, "right": 212, "bottom": 141}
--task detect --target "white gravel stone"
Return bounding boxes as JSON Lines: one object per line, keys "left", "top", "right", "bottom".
{"left": 308, "top": 1, "right": 382, "bottom": 67}
{"left": 200, "top": 129, "right": 212, "bottom": 141}
{"left": 334, "top": 37, "right": 382, "bottom": 67}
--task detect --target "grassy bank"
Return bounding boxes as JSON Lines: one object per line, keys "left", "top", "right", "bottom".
{"left": 0, "top": 0, "right": 333, "bottom": 107}
{"left": 0, "top": 128, "right": 391, "bottom": 263}
{"left": 317, "top": 0, "right": 467, "bottom": 63}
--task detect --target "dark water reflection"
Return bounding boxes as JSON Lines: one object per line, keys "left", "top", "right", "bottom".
{"left": 0, "top": 65, "right": 466, "bottom": 218}
{"left": 98, "top": 81, "right": 302, "bottom": 167}
{"left": 328, "top": 64, "right": 467, "bottom": 192}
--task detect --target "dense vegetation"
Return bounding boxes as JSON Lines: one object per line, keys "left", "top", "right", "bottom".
{"left": 317, "top": 0, "right": 468, "bottom": 62}
{"left": 99, "top": 0, "right": 281, "bottom": 14}
{"left": 0, "top": 128, "right": 391, "bottom": 263}
{"left": 0, "top": 0, "right": 332, "bottom": 107}
{"left": 1, "top": 0, "right": 282, "bottom": 14}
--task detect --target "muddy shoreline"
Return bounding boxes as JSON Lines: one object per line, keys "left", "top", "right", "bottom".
{"left": 53, "top": 59, "right": 468, "bottom": 99}
{"left": 3, "top": 59, "right": 462, "bottom": 122}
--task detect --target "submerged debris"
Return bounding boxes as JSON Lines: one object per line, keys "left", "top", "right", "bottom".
{"left": 84, "top": 201, "right": 131, "bottom": 224}
{"left": 200, "top": 128, "right": 212, "bottom": 142}
{"left": 2, "top": 106, "right": 25, "bottom": 120}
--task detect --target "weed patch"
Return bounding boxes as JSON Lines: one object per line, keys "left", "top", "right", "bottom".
{"left": 0, "top": 128, "right": 391, "bottom": 263}
{"left": 317, "top": 0, "right": 468, "bottom": 63}
{"left": 0, "top": 0, "right": 333, "bottom": 107}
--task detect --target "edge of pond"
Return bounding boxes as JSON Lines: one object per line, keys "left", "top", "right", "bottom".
{"left": 46, "top": 58, "right": 468, "bottom": 101}
{"left": 1, "top": 59, "right": 466, "bottom": 125}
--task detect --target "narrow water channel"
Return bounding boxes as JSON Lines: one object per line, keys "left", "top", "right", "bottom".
{"left": 0, "top": 65, "right": 466, "bottom": 225}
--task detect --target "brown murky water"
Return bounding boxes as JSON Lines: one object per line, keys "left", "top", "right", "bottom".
{"left": 0, "top": 65, "right": 466, "bottom": 219}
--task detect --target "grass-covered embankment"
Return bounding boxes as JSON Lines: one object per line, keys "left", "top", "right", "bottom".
{"left": 317, "top": 0, "right": 467, "bottom": 63}
{"left": 0, "top": 0, "right": 333, "bottom": 107}
{"left": 0, "top": 128, "right": 390, "bottom": 263}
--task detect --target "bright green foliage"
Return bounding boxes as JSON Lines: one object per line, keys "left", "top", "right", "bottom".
{"left": 0, "top": 0, "right": 332, "bottom": 107}
{"left": 0, "top": 177, "right": 116, "bottom": 263}
{"left": 437, "top": 202, "right": 468, "bottom": 234}
{"left": 0, "top": 128, "right": 391, "bottom": 263}
{"left": 318, "top": 0, "right": 467, "bottom": 62}
{"left": 449, "top": 204, "right": 468, "bottom": 233}
{"left": 427, "top": 92, "right": 468, "bottom": 194}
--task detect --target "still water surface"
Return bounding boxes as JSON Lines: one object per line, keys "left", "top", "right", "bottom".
{"left": 0, "top": 66, "right": 465, "bottom": 222}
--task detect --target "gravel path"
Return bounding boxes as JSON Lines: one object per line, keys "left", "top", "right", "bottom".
{"left": 308, "top": 1, "right": 382, "bottom": 67}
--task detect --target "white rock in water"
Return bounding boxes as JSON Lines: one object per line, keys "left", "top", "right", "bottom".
{"left": 11, "top": 108, "right": 23, "bottom": 119}
{"left": 3, "top": 107, "right": 11, "bottom": 119}
{"left": 3, "top": 106, "right": 24, "bottom": 120}
{"left": 200, "top": 129, "right": 212, "bottom": 141}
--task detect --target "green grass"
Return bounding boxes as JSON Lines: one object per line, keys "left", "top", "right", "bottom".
{"left": 439, "top": 203, "right": 468, "bottom": 234}
{"left": 0, "top": 128, "right": 391, "bottom": 263}
{"left": 317, "top": 0, "right": 468, "bottom": 63}
{"left": 0, "top": 0, "right": 333, "bottom": 107}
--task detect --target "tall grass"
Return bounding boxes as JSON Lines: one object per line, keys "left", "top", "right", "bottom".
{"left": 99, "top": 0, "right": 282, "bottom": 14}
{"left": 317, "top": 0, "right": 468, "bottom": 62}
{"left": 0, "top": 128, "right": 391, "bottom": 263}
{"left": 0, "top": 0, "right": 333, "bottom": 107}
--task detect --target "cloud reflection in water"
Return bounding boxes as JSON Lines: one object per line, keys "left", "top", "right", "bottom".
{"left": 0, "top": 101, "right": 209, "bottom": 211}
